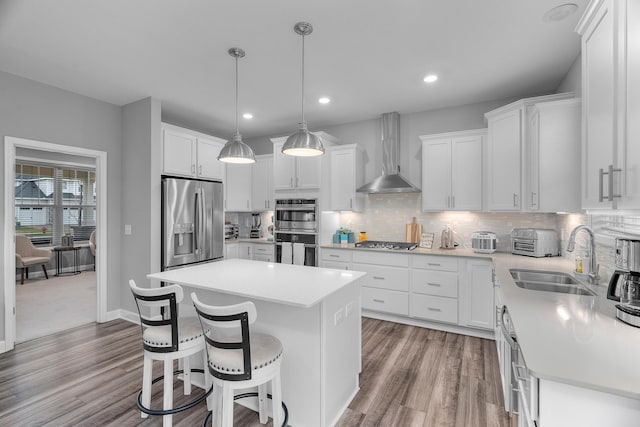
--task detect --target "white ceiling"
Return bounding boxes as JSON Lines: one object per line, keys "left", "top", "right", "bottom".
{"left": 0, "top": 0, "right": 586, "bottom": 139}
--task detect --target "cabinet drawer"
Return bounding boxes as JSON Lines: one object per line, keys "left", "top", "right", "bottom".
{"left": 253, "top": 254, "right": 273, "bottom": 263}
{"left": 412, "top": 255, "right": 458, "bottom": 272}
{"left": 253, "top": 244, "right": 274, "bottom": 255}
{"left": 411, "top": 270, "right": 458, "bottom": 298}
{"left": 362, "top": 287, "right": 409, "bottom": 316}
{"left": 410, "top": 294, "right": 458, "bottom": 324}
{"left": 322, "top": 248, "right": 352, "bottom": 263}
{"left": 352, "top": 251, "right": 409, "bottom": 267}
{"left": 352, "top": 263, "right": 409, "bottom": 292}
{"left": 322, "top": 260, "right": 349, "bottom": 270}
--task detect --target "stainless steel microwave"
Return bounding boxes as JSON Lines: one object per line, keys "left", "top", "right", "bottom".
{"left": 274, "top": 199, "right": 318, "bottom": 232}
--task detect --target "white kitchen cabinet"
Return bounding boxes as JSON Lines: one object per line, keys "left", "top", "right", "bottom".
{"left": 270, "top": 132, "right": 337, "bottom": 193}
{"left": 420, "top": 129, "right": 485, "bottom": 211}
{"left": 485, "top": 93, "right": 574, "bottom": 212}
{"left": 352, "top": 251, "right": 410, "bottom": 316}
{"left": 161, "top": 123, "right": 226, "bottom": 180}
{"left": 410, "top": 254, "right": 460, "bottom": 325}
{"left": 251, "top": 155, "right": 274, "bottom": 211}
{"left": 251, "top": 243, "right": 274, "bottom": 262}
{"left": 225, "top": 242, "right": 239, "bottom": 259}
{"left": 225, "top": 163, "right": 252, "bottom": 211}
{"left": 526, "top": 99, "right": 581, "bottom": 212}
{"left": 577, "top": 0, "right": 640, "bottom": 209}
{"left": 459, "top": 259, "right": 494, "bottom": 330}
{"left": 328, "top": 144, "right": 364, "bottom": 211}
{"left": 320, "top": 248, "right": 351, "bottom": 270}
{"left": 238, "top": 242, "right": 252, "bottom": 260}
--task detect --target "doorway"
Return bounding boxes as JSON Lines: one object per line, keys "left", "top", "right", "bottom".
{"left": 3, "top": 136, "right": 108, "bottom": 351}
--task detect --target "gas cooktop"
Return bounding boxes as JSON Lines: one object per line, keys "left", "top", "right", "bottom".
{"left": 354, "top": 240, "right": 418, "bottom": 251}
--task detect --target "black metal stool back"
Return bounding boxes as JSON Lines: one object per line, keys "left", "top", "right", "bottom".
{"left": 129, "top": 280, "right": 183, "bottom": 353}
{"left": 192, "top": 294, "right": 257, "bottom": 381}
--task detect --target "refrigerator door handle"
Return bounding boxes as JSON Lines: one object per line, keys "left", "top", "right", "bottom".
{"left": 199, "top": 187, "right": 206, "bottom": 259}
{"left": 194, "top": 190, "right": 199, "bottom": 254}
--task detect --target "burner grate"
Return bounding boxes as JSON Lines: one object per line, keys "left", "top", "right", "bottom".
{"left": 354, "top": 240, "right": 417, "bottom": 251}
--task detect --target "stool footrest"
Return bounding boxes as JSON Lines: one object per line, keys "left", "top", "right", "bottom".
{"left": 201, "top": 392, "right": 289, "bottom": 427}
{"left": 136, "top": 368, "right": 213, "bottom": 416}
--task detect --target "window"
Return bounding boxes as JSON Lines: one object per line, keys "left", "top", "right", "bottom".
{"left": 15, "top": 162, "right": 96, "bottom": 245}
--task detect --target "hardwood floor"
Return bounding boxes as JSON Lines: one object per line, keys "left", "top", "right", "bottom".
{"left": 0, "top": 318, "right": 515, "bottom": 426}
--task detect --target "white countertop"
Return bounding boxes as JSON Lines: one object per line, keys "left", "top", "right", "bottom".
{"left": 147, "top": 259, "right": 365, "bottom": 308}
{"left": 322, "top": 244, "right": 640, "bottom": 399}
{"left": 225, "top": 238, "right": 274, "bottom": 244}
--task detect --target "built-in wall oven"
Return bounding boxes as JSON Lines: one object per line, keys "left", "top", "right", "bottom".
{"left": 274, "top": 199, "right": 318, "bottom": 266}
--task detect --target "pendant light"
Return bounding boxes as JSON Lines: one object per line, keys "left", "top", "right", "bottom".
{"left": 218, "top": 47, "right": 256, "bottom": 164}
{"left": 282, "top": 22, "right": 325, "bottom": 157}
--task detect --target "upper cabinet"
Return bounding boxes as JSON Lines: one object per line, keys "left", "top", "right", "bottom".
{"left": 485, "top": 93, "right": 575, "bottom": 212}
{"left": 328, "top": 144, "right": 364, "bottom": 211}
{"left": 270, "top": 132, "right": 338, "bottom": 195}
{"left": 526, "top": 99, "right": 582, "bottom": 212}
{"left": 251, "top": 155, "right": 274, "bottom": 211}
{"left": 161, "top": 123, "right": 226, "bottom": 180}
{"left": 420, "top": 129, "right": 485, "bottom": 212}
{"left": 225, "top": 163, "right": 252, "bottom": 211}
{"left": 577, "top": 0, "right": 640, "bottom": 209}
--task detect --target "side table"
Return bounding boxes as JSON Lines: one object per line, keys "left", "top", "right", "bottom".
{"left": 53, "top": 246, "right": 81, "bottom": 276}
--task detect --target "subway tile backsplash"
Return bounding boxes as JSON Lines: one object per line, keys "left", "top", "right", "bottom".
{"left": 338, "top": 193, "right": 640, "bottom": 286}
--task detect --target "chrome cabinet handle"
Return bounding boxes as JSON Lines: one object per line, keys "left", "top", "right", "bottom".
{"left": 447, "top": 196, "right": 451, "bottom": 208}
{"left": 199, "top": 165, "right": 202, "bottom": 175}
{"left": 451, "top": 195, "right": 455, "bottom": 209}
{"left": 609, "top": 165, "right": 622, "bottom": 201}
{"left": 427, "top": 307, "right": 442, "bottom": 312}
{"left": 372, "top": 276, "right": 385, "bottom": 280}
{"left": 531, "top": 192, "right": 537, "bottom": 206}
{"left": 513, "top": 193, "right": 518, "bottom": 207}
{"left": 329, "top": 254, "right": 340, "bottom": 258}
{"left": 427, "top": 282, "right": 441, "bottom": 287}
{"left": 290, "top": 177, "right": 293, "bottom": 188}
{"left": 373, "top": 299, "right": 385, "bottom": 303}
{"left": 427, "top": 263, "right": 441, "bottom": 266}
{"left": 246, "top": 200, "right": 249, "bottom": 209}
{"left": 192, "top": 164, "right": 196, "bottom": 174}
{"left": 599, "top": 167, "right": 605, "bottom": 202}
{"left": 350, "top": 198, "right": 353, "bottom": 209}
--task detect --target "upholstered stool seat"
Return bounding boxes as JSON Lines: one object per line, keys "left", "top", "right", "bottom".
{"left": 192, "top": 293, "right": 284, "bottom": 427}
{"left": 130, "top": 280, "right": 209, "bottom": 427}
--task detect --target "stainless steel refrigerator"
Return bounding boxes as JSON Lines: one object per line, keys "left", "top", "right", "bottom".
{"left": 161, "top": 177, "right": 224, "bottom": 270}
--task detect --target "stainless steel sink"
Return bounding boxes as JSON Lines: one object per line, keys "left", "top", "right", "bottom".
{"left": 510, "top": 269, "right": 580, "bottom": 284}
{"left": 509, "top": 269, "right": 596, "bottom": 296}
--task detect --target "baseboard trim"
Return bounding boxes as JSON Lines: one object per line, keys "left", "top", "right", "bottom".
{"left": 0, "top": 340, "right": 6, "bottom": 353}
{"left": 118, "top": 309, "right": 140, "bottom": 324}
{"left": 362, "top": 310, "right": 495, "bottom": 340}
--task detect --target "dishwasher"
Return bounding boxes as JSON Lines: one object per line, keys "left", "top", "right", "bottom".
{"left": 496, "top": 303, "right": 520, "bottom": 415}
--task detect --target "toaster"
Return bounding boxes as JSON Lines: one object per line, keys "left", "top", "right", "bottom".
{"left": 511, "top": 228, "right": 559, "bottom": 257}
{"left": 471, "top": 231, "right": 497, "bottom": 253}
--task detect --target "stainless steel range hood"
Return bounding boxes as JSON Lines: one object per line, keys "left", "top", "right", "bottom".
{"left": 356, "top": 112, "right": 420, "bottom": 194}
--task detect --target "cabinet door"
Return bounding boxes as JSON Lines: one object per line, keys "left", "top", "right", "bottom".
{"left": 487, "top": 109, "right": 522, "bottom": 210}
{"left": 459, "top": 260, "right": 494, "bottom": 330}
{"left": 252, "top": 156, "right": 273, "bottom": 210}
{"left": 619, "top": 0, "right": 640, "bottom": 209}
{"left": 296, "top": 156, "right": 322, "bottom": 189}
{"left": 225, "top": 164, "right": 252, "bottom": 211}
{"left": 422, "top": 138, "right": 451, "bottom": 211}
{"left": 162, "top": 127, "right": 196, "bottom": 177}
{"left": 238, "top": 243, "right": 252, "bottom": 259}
{"left": 330, "top": 149, "right": 356, "bottom": 210}
{"left": 581, "top": 0, "right": 615, "bottom": 209}
{"left": 197, "top": 137, "right": 225, "bottom": 180}
{"left": 225, "top": 242, "right": 239, "bottom": 259}
{"left": 272, "top": 140, "right": 296, "bottom": 190}
{"left": 527, "top": 111, "right": 541, "bottom": 211}
{"left": 451, "top": 135, "right": 483, "bottom": 211}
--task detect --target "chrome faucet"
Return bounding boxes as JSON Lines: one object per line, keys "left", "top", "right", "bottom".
{"left": 567, "top": 225, "right": 600, "bottom": 285}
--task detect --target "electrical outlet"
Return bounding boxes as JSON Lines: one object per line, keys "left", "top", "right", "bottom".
{"left": 345, "top": 301, "right": 354, "bottom": 317}
{"left": 124, "top": 224, "right": 132, "bottom": 235}
{"left": 334, "top": 308, "right": 344, "bottom": 326}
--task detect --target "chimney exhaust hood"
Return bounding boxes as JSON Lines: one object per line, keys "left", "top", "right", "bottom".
{"left": 356, "top": 112, "right": 420, "bottom": 194}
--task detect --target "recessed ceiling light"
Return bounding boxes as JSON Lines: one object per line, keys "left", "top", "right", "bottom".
{"left": 318, "top": 97, "right": 331, "bottom": 104}
{"left": 543, "top": 3, "right": 578, "bottom": 22}
{"left": 423, "top": 74, "right": 438, "bottom": 83}
{"left": 243, "top": 113, "right": 253, "bottom": 119}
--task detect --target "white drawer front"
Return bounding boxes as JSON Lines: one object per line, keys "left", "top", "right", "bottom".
{"left": 253, "top": 244, "right": 274, "bottom": 255}
{"left": 352, "top": 263, "right": 409, "bottom": 292}
{"left": 253, "top": 254, "right": 273, "bottom": 263}
{"left": 362, "top": 287, "right": 409, "bottom": 316}
{"left": 322, "top": 248, "right": 352, "bottom": 262}
{"left": 411, "top": 270, "right": 458, "bottom": 298}
{"left": 411, "top": 294, "right": 458, "bottom": 324}
{"left": 322, "top": 260, "right": 349, "bottom": 270}
{"left": 412, "top": 255, "right": 458, "bottom": 272}
{"left": 352, "top": 251, "right": 409, "bottom": 267}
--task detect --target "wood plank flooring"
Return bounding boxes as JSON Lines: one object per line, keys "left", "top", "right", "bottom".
{"left": 0, "top": 318, "right": 515, "bottom": 426}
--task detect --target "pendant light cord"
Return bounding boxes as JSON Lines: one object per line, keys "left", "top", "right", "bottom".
{"left": 300, "top": 33, "right": 305, "bottom": 125}
{"left": 235, "top": 54, "right": 239, "bottom": 136}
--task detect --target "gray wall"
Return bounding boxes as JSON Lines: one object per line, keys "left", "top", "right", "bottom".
{"left": 0, "top": 70, "right": 122, "bottom": 341}
{"left": 557, "top": 53, "right": 582, "bottom": 96}
{"left": 121, "top": 98, "right": 162, "bottom": 313}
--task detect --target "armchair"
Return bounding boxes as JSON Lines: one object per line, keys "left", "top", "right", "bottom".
{"left": 15, "top": 235, "right": 52, "bottom": 284}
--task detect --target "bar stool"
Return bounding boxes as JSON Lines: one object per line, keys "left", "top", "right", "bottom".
{"left": 191, "top": 293, "right": 284, "bottom": 427}
{"left": 129, "top": 280, "right": 209, "bottom": 427}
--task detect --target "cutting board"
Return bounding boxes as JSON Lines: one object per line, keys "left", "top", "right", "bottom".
{"left": 405, "top": 217, "right": 422, "bottom": 243}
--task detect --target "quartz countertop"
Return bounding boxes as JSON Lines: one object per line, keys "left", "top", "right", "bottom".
{"left": 147, "top": 259, "right": 365, "bottom": 308}
{"left": 225, "top": 238, "right": 274, "bottom": 244}
{"left": 321, "top": 243, "right": 640, "bottom": 399}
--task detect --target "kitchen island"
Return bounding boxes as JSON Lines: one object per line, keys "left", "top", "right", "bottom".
{"left": 147, "top": 259, "right": 365, "bottom": 427}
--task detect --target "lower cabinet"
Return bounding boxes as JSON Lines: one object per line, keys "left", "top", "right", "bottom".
{"left": 319, "top": 247, "right": 495, "bottom": 334}
{"left": 225, "top": 242, "right": 274, "bottom": 262}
